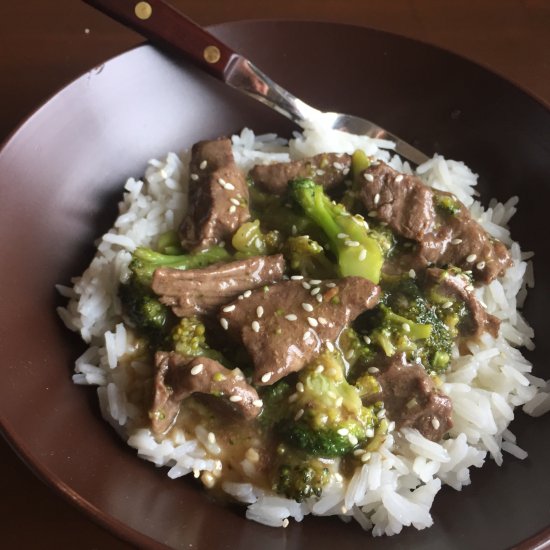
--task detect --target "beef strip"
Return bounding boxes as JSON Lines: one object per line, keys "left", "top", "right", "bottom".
{"left": 179, "top": 138, "right": 250, "bottom": 251}
{"left": 221, "top": 277, "right": 381, "bottom": 385}
{"left": 249, "top": 153, "right": 351, "bottom": 195}
{"left": 357, "top": 162, "right": 512, "bottom": 283}
{"left": 152, "top": 254, "right": 286, "bottom": 317}
{"left": 150, "top": 352, "right": 261, "bottom": 435}
{"left": 365, "top": 354, "right": 452, "bottom": 441}
{"left": 424, "top": 267, "right": 500, "bottom": 338}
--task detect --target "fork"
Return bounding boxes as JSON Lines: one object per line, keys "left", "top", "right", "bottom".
{"left": 83, "top": 0, "right": 429, "bottom": 165}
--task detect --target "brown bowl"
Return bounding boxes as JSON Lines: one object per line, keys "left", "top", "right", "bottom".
{"left": 0, "top": 21, "right": 549, "bottom": 550}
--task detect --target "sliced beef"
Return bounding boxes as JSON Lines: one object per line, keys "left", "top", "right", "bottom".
{"left": 357, "top": 162, "right": 512, "bottom": 283}
{"left": 424, "top": 267, "right": 500, "bottom": 338}
{"left": 365, "top": 354, "right": 452, "bottom": 441}
{"left": 152, "top": 254, "right": 286, "bottom": 317}
{"left": 179, "top": 138, "right": 250, "bottom": 251}
{"left": 150, "top": 352, "right": 261, "bottom": 435}
{"left": 221, "top": 277, "right": 381, "bottom": 385}
{"left": 249, "top": 153, "right": 351, "bottom": 195}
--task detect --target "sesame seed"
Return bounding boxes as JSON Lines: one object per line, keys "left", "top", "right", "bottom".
{"left": 431, "top": 418, "right": 441, "bottom": 430}
{"left": 318, "top": 317, "right": 328, "bottom": 325}
{"left": 256, "top": 306, "right": 264, "bottom": 318}
{"left": 316, "top": 294, "right": 323, "bottom": 302}
{"left": 303, "top": 331, "right": 312, "bottom": 340}
{"left": 343, "top": 167, "right": 350, "bottom": 175}
{"left": 476, "top": 261, "right": 486, "bottom": 270}
{"left": 251, "top": 321, "right": 260, "bottom": 333}
{"left": 208, "top": 432, "right": 216, "bottom": 444}
{"left": 291, "top": 224, "right": 297, "bottom": 235}
{"left": 366, "top": 428, "right": 375, "bottom": 438}
{"left": 190, "top": 173, "right": 199, "bottom": 181}
{"left": 402, "top": 322, "right": 411, "bottom": 333}
{"left": 302, "top": 281, "right": 312, "bottom": 290}
{"left": 354, "top": 449, "right": 366, "bottom": 456}
{"left": 326, "top": 282, "right": 336, "bottom": 288}
{"left": 327, "top": 391, "right": 337, "bottom": 399}
{"left": 326, "top": 341, "right": 335, "bottom": 352}
{"left": 246, "top": 448, "right": 260, "bottom": 463}
{"left": 311, "top": 287, "right": 321, "bottom": 296}
{"left": 442, "top": 301, "right": 453, "bottom": 309}
{"left": 310, "top": 279, "right": 322, "bottom": 285}
{"left": 337, "top": 233, "right": 349, "bottom": 239}
{"left": 243, "top": 290, "right": 252, "bottom": 298}
{"left": 223, "top": 305, "right": 236, "bottom": 313}
{"left": 377, "top": 409, "right": 386, "bottom": 419}
{"left": 261, "top": 373, "right": 272, "bottom": 383}
{"left": 307, "top": 317, "right": 319, "bottom": 327}
{"left": 252, "top": 399, "right": 263, "bottom": 407}
{"left": 302, "top": 303, "right": 314, "bottom": 312}
{"left": 367, "top": 366, "right": 379, "bottom": 374}
{"left": 316, "top": 169, "right": 325, "bottom": 176}
{"left": 348, "top": 434, "right": 358, "bottom": 445}
{"left": 374, "top": 193, "right": 380, "bottom": 205}
{"left": 217, "top": 177, "right": 226, "bottom": 186}
{"left": 314, "top": 364, "right": 324, "bottom": 374}
{"left": 190, "top": 364, "right": 204, "bottom": 375}
{"left": 336, "top": 396, "right": 344, "bottom": 407}
{"left": 224, "top": 182, "right": 235, "bottom": 190}
{"left": 387, "top": 421, "right": 396, "bottom": 432}
{"left": 368, "top": 211, "right": 378, "bottom": 218}
{"left": 199, "top": 160, "right": 207, "bottom": 170}
{"left": 451, "top": 238, "right": 463, "bottom": 245}
{"left": 337, "top": 428, "right": 349, "bottom": 436}
{"left": 285, "top": 314, "right": 298, "bottom": 321}
{"left": 334, "top": 473, "right": 344, "bottom": 482}
{"left": 229, "top": 205, "right": 237, "bottom": 214}
{"left": 363, "top": 173, "right": 374, "bottom": 182}
{"left": 291, "top": 275, "right": 304, "bottom": 280}
{"left": 409, "top": 269, "right": 416, "bottom": 279}
{"left": 296, "top": 382, "right": 305, "bottom": 393}
{"left": 361, "top": 452, "right": 372, "bottom": 463}
{"left": 229, "top": 395, "right": 243, "bottom": 402}
{"left": 254, "top": 237, "right": 262, "bottom": 249}
{"left": 466, "top": 253, "right": 477, "bottom": 263}
{"left": 288, "top": 392, "right": 299, "bottom": 403}
{"left": 333, "top": 161, "right": 343, "bottom": 170}
{"left": 358, "top": 249, "right": 367, "bottom": 261}
{"left": 394, "top": 174, "right": 404, "bottom": 183}
{"left": 282, "top": 519, "right": 289, "bottom": 528}
{"left": 363, "top": 336, "right": 371, "bottom": 345}
{"left": 294, "top": 409, "right": 304, "bottom": 421}
{"left": 465, "top": 284, "right": 475, "bottom": 292}
{"left": 220, "top": 318, "right": 229, "bottom": 330}
{"left": 201, "top": 472, "right": 215, "bottom": 488}
{"left": 345, "top": 240, "right": 360, "bottom": 247}
{"left": 230, "top": 198, "right": 240, "bottom": 206}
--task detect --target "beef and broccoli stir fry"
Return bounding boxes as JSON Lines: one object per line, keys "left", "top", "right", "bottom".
{"left": 118, "top": 137, "right": 511, "bottom": 501}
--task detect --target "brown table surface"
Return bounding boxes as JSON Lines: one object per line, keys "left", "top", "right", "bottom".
{"left": 1, "top": 1, "right": 549, "bottom": 548}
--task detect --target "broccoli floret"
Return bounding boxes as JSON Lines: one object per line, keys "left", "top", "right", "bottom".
{"left": 277, "top": 352, "right": 378, "bottom": 457}
{"left": 290, "top": 179, "right": 384, "bottom": 284}
{"left": 231, "top": 219, "right": 281, "bottom": 257}
{"left": 367, "top": 277, "right": 455, "bottom": 374}
{"left": 118, "top": 280, "right": 170, "bottom": 343}
{"left": 283, "top": 235, "right": 337, "bottom": 279}
{"left": 273, "top": 454, "right": 330, "bottom": 502}
{"left": 129, "top": 245, "right": 230, "bottom": 286}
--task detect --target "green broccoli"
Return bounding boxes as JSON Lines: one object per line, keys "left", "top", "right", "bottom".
{"left": 231, "top": 219, "right": 281, "bottom": 257}
{"left": 290, "top": 179, "right": 384, "bottom": 284}
{"left": 118, "top": 280, "right": 170, "bottom": 342}
{"left": 363, "top": 277, "right": 456, "bottom": 373}
{"left": 273, "top": 453, "right": 330, "bottom": 502}
{"left": 129, "top": 245, "right": 230, "bottom": 286}
{"left": 276, "top": 352, "right": 378, "bottom": 457}
{"left": 434, "top": 193, "right": 461, "bottom": 216}
{"left": 170, "top": 316, "right": 226, "bottom": 363}
{"left": 283, "top": 235, "right": 337, "bottom": 279}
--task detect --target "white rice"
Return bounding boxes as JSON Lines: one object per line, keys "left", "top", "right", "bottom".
{"left": 57, "top": 125, "right": 549, "bottom": 535}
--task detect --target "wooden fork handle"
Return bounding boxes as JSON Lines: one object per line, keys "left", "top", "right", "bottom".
{"left": 83, "top": 0, "right": 237, "bottom": 79}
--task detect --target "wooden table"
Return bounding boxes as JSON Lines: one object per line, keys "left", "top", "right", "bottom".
{"left": 1, "top": 1, "right": 548, "bottom": 548}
